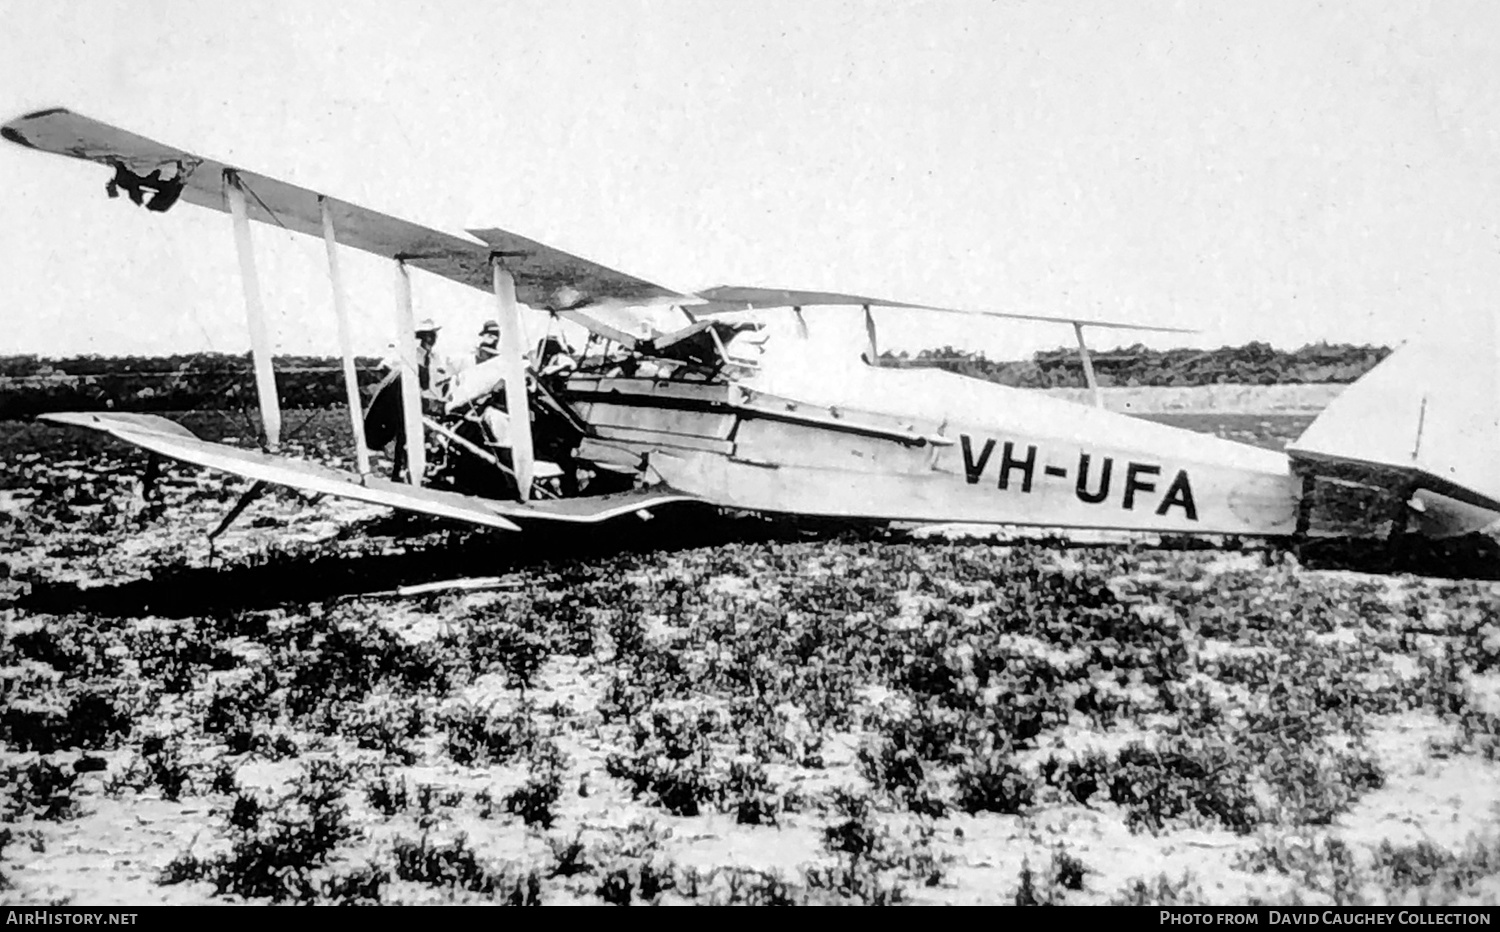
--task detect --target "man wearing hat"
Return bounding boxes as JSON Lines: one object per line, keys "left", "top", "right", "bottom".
{"left": 367, "top": 318, "right": 453, "bottom": 481}
{"left": 475, "top": 319, "right": 501, "bottom": 366}
{"left": 414, "top": 318, "right": 449, "bottom": 401}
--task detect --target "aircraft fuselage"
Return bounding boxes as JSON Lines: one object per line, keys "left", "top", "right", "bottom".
{"left": 560, "top": 366, "right": 1303, "bottom": 536}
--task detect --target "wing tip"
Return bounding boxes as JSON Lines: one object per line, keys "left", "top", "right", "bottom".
{"left": 2, "top": 107, "right": 74, "bottom": 147}
{"left": 2, "top": 108, "right": 76, "bottom": 149}
{"left": 0, "top": 125, "right": 33, "bottom": 149}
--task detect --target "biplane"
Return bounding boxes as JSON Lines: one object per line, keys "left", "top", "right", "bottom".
{"left": 5, "top": 106, "right": 1499, "bottom": 549}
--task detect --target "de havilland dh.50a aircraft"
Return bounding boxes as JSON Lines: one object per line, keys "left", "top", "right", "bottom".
{"left": 5, "top": 106, "right": 1499, "bottom": 552}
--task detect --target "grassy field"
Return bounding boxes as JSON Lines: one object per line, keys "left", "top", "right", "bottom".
{"left": 1, "top": 406, "right": 1498, "bottom": 906}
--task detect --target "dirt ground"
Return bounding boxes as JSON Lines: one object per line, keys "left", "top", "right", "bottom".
{"left": 1041, "top": 383, "right": 1345, "bottom": 414}
{"left": 1, "top": 393, "right": 1498, "bottom": 906}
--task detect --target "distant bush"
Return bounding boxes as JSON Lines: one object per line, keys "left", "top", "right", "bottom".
{"left": 880, "top": 341, "right": 1391, "bottom": 389}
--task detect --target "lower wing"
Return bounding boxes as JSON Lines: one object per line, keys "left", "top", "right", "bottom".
{"left": 40, "top": 412, "right": 701, "bottom": 531}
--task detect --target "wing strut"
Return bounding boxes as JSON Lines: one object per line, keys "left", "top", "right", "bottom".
{"left": 862, "top": 304, "right": 879, "bottom": 366}
{"left": 491, "top": 256, "right": 535, "bottom": 501}
{"left": 792, "top": 306, "right": 809, "bottom": 340}
{"left": 392, "top": 259, "right": 425, "bottom": 485}
{"left": 208, "top": 480, "right": 269, "bottom": 541}
{"left": 1073, "top": 322, "right": 1103, "bottom": 409}
{"left": 320, "top": 197, "right": 371, "bottom": 478}
{"left": 224, "top": 170, "right": 282, "bottom": 451}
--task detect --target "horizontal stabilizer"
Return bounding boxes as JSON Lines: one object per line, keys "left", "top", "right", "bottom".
{"left": 689, "top": 285, "right": 1197, "bottom": 333}
{"left": 1, "top": 108, "right": 683, "bottom": 316}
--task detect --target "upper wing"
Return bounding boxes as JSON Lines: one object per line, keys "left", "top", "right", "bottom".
{"left": 2, "top": 107, "right": 684, "bottom": 318}
{"left": 688, "top": 285, "right": 1197, "bottom": 333}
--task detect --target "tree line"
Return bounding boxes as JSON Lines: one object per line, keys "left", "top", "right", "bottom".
{"left": 879, "top": 341, "right": 1391, "bottom": 388}
{"left": 0, "top": 354, "right": 389, "bottom": 420}
{"left": 0, "top": 343, "right": 1392, "bottom": 419}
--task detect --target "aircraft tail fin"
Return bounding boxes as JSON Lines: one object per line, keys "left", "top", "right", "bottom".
{"left": 1287, "top": 331, "right": 1500, "bottom": 538}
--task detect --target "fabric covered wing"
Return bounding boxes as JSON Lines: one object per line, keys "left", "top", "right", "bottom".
{"left": 690, "top": 285, "right": 1196, "bottom": 333}
{"left": 42, "top": 412, "right": 524, "bottom": 531}
{"left": 504, "top": 488, "right": 705, "bottom": 523}
{"left": 39, "top": 412, "right": 703, "bottom": 529}
{"left": 2, "top": 108, "right": 683, "bottom": 313}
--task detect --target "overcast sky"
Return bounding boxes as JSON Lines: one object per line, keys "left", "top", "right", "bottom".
{"left": 3, "top": 0, "right": 1499, "bottom": 361}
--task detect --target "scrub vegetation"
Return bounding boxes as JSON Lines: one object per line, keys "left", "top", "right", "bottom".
{"left": 1, "top": 403, "right": 1498, "bottom": 905}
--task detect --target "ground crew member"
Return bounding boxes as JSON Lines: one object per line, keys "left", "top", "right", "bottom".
{"left": 367, "top": 318, "right": 451, "bottom": 481}
{"left": 475, "top": 319, "right": 500, "bottom": 365}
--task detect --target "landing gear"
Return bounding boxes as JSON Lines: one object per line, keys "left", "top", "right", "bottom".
{"left": 135, "top": 452, "right": 165, "bottom": 524}
{"left": 210, "top": 481, "right": 269, "bottom": 542}
{"left": 1289, "top": 468, "right": 1316, "bottom": 566}
{"left": 1381, "top": 481, "right": 1420, "bottom": 573}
